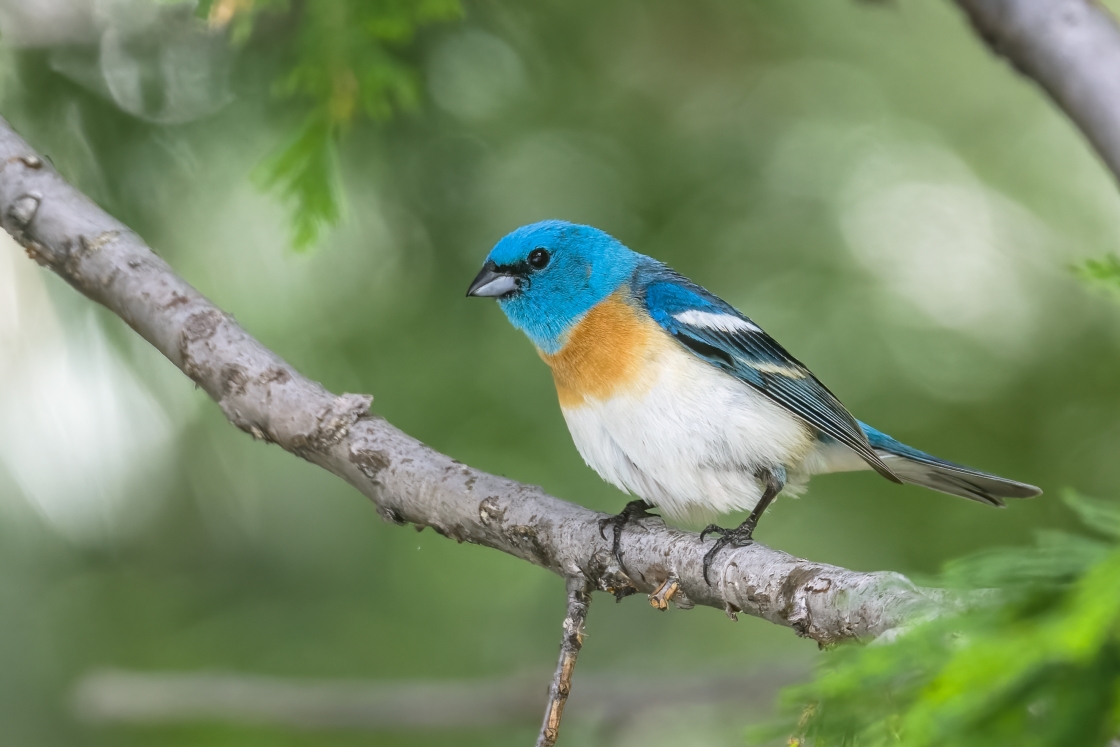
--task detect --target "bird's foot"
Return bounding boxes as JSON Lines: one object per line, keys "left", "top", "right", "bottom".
{"left": 598, "top": 500, "right": 659, "bottom": 572}
{"left": 700, "top": 521, "right": 757, "bottom": 585}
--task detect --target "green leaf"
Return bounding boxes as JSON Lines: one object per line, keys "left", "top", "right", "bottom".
{"left": 757, "top": 492, "right": 1120, "bottom": 747}
{"left": 236, "top": 0, "right": 463, "bottom": 249}
{"left": 254, "top": 113, "right": 342, "bottom": 251}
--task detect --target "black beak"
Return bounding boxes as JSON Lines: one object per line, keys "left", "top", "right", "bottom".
{"left": 466, "top": 262, "right": 520, "bottom": 298}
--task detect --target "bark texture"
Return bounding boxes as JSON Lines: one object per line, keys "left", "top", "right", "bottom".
{"left": 0, "top": 115, "right": 954, "bottom": 645}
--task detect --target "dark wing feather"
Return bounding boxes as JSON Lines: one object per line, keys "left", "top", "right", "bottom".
{"left": 637, "top": 265, "right": 901, "bottom": 482}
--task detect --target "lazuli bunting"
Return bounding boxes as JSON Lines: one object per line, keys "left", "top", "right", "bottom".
{"left": 468, "top": 220, "right": 1040, "bottom": 582}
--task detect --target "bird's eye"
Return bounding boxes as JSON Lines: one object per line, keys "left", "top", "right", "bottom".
{"left": 528, "top": 248, "right": 550, "bottom": 269}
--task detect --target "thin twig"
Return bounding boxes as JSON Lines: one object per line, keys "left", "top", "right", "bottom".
{"left": 537, "top": 577, "right": 593, "bottom": 747}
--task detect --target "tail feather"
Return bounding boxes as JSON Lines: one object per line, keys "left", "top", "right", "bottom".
{"left": 859, "top": 422, "right": 1041, "bottom": 507}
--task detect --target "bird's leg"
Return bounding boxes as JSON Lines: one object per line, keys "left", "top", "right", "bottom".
{"left": 700, "top": 467, "right": 785, "bottom": 585}
{"left": 598, "top": 499, "right": 659, "bottom": 571}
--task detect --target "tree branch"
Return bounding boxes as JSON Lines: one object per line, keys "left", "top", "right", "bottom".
{"left": 954, "top": 0, "right": 1120, "bottom": 183}
{"left": 0, "top": 116, "right": 951, "bottom": 647}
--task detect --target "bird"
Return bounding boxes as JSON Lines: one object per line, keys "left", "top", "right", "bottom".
{"left": 467, "top": 220, "right": 1041, "bottom": 583}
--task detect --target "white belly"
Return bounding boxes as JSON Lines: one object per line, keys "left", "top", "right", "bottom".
{"left": 560, "top": 343, "right": 817, "bottom": 525}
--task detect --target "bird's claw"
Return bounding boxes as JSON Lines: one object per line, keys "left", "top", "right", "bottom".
{"left": 700, "top": 522, "right": 757, "bottom": 585}
{"left": 598, "top": 500, "right": 658, "bottom": 571}
{"left": 699, "top": 523, "right": 723, "bottom": 542}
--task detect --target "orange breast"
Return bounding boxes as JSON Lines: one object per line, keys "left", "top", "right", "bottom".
{"left": 539, "top": 292, "right": 663, "bottom": 407}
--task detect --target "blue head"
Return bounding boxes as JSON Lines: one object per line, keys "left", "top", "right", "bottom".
{"left": 467, "top": 220, "right": 640, "bottom": 353}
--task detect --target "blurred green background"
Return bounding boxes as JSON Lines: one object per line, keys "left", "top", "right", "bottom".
{"left": 1, "top": 0, "right": 1119, "bottom": 744}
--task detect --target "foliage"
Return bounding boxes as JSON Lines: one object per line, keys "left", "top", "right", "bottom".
{"left": 756, "top": 491, "right": 1120, "bottom": 747}
{"left": 219, "top": 0, "right": 462, "bottom": 248}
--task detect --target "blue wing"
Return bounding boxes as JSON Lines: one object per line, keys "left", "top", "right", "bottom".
{"left": 636, "top": 262, "right": 901, "bottom": 483}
